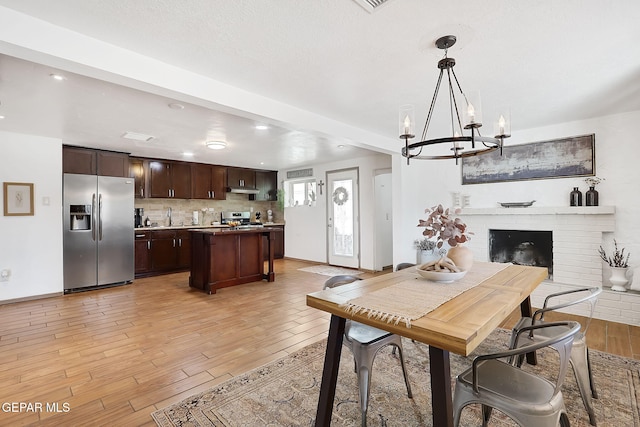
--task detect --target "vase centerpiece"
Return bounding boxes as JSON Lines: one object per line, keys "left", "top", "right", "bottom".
{"left": 417, "top": 204, "right": 473, "bottom": 273}
{"left": 598, "top": 239, "right": 630, "bottom": 291}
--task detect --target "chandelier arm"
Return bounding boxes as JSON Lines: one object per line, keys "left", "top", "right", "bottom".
{"left": 422, "top": 69, "right": 445, "bottom": 142}
{"left": 449, "top": 67, "right": 466, "bottom": 135}
{"left": 446, "top": 67, "right": 464, "bottom": 137}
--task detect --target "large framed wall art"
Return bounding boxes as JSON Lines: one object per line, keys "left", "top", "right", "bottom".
{"left": 461, "top": 134, "right": 595, "bottom": 185}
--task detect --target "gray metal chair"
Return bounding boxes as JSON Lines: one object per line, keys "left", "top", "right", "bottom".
{"left": 396, "top": 262, "right": 416, "bottom": 271}
{"left": 323, "top": 275, "right": 412, "bottom": 427}
{"left": 454, "top": 321, "right": 581, "bottom": 427}
{"left": 509, "top": 287, "right": 601, "bottom": 426}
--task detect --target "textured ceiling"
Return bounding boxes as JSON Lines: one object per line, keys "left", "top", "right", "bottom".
{"left": 0, "top": 0, "right": 639, "bottom": 169}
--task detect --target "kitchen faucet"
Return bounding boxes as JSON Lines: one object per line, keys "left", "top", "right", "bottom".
{"left": 167, "top": 207, "right": 172, "bottom": 226}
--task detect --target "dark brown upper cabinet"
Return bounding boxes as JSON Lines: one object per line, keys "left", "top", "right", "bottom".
{"left": 148, "top": 160, "right": 191, "bottom": 198}
{"left": 63, "top": 146, "right": 129, "bottom": 177}
{"left": 192, "top": 163, "right": 227, "bottom": 200}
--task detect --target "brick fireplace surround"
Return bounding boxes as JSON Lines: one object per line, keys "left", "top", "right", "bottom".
{"left": 457, "top": 206, "right": 640, "bottom": 326}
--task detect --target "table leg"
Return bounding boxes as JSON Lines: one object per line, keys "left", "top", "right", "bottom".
{"left": 429, "top": 346, "right": 454, "bottom": 427}
{"left": 520, "top": 296, "right": 538, "bottom": 365}
{"left": 315, "top": 314, "right": 345, "bottom": 427}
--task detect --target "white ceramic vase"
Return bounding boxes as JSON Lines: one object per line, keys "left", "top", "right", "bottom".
{"left": 418, "top": 250, "right": 439, "bottom": 265}
{"left": 609, "top": 267, "right": 629, "bottom": 292}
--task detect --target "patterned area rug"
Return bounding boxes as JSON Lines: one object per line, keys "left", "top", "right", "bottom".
{"left": 298, "top": 265, "right": 364, "bottom": 277}
{"left": 152, "top": 329, "right": 640, "bottom": 426}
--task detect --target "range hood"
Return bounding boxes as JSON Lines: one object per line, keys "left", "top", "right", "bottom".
{"left": 227, "top": 186, "right": 260, "bottom": 195}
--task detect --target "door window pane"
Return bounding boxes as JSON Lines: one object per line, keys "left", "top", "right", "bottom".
{"left": 332, "top": 179, "right": 353, "bottom": 256}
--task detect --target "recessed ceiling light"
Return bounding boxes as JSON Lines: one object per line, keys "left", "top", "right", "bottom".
{"left": 49, "top": 73, "right": 66, "bottom": 81}
{"left": 337, "top": 144, "right": 346, "bottom": 149}
{"left": 206, "top": 140, "right": 227, "bottom": 150}
{"left": 0, "top": 115, "right": 5, "bottom": 120}
{"left": 122, "top": 131, "right": 155, "bottom": 142}
{"left": 183, "top": 152, "right": 194, "bottom": 157}
{"left": 168, "top": 103, "right": 185, "bottom": 110}
{"left": 255, "top": 124, "right": 269, "bottom": 130}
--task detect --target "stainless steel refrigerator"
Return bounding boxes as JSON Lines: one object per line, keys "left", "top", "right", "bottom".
{"left": 63, "top": 173, "right": 134, "bottom": 292}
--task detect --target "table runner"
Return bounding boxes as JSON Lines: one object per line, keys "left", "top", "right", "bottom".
{"left": 339, "top": 262, "right": 511, "bottom": 327}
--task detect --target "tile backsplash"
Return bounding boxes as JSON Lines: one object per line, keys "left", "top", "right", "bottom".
{"left": 135, "top": 193, "right": 281, "bottom": 226}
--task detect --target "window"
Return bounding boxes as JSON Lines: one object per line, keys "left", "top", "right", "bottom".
{"left": 284, "top": 179, "right": 316, "bottom": 207}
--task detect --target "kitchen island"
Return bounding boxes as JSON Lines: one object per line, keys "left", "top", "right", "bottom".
{"left": 189, "top": 227, "right": 281, "bottom": 294}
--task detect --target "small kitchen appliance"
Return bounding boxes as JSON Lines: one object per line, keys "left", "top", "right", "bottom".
{"left": 134, "top": 208, "right": 144, "bottom": 228}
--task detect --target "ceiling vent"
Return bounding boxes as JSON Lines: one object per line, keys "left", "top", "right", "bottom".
{"left": 353, "top": 0, "right": 394, "bottom": 13}
{"left": 122, "top": 131, "right": 155, "bottom": 142}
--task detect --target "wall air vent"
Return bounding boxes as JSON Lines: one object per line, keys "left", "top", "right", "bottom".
{"left": 287, "top": 168, "right": 313, "bottom": 179}
{"left": 353, "top": 0, "right": 394, "bottom": 13}
{"left": 121, "top": 131, "right": 155, "bottom": 142}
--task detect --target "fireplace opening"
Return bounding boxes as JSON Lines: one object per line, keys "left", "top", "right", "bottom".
{"left": 489, "top": 229, "right": 553, "bottom": 278}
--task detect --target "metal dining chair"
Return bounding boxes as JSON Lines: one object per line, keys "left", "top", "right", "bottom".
{"left": 509, "top": 287, "right": 601, "bottom": 426}
{"left": 323, "top": 275, "right": 413, "bottom": 427}
{"left": 396, "top": 262, "right": 416, "bottom": 271}
{"left": 453, "top": 321, "right": 581, "bottom": 427}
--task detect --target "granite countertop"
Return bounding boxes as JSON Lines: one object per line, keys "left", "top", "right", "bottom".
{"left": 135, "top": 222, "right": 284, "bottom": 231}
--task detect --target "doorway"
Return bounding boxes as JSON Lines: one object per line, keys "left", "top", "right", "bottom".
{"left": 326, "top": 168, "right": 360, "bottom": 269}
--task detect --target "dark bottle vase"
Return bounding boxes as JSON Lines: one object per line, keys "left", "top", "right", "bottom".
{"left": 570, "top": 187, "right": 582, "bottom": 206}
{"left": 586, "top": 186, "right": 599, "bottom": 206}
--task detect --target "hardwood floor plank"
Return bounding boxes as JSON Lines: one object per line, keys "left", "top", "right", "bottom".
{"left": 0, "top": 259, "right": 633, "bottom": 425}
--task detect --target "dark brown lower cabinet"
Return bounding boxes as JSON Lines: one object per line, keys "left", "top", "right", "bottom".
{"left": 134, "top": 229, "right": 191, "bottom": 277}
{"left": 134, "top": 232, "right": 151, "bottom": 275}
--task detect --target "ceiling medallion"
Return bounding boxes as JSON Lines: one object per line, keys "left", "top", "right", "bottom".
{"left": 399, "top": 35, "right": 511, "bottom": 165}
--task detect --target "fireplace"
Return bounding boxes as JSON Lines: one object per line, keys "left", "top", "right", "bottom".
{"left": 489, "top": 229, "right": 553, "bottom": 278}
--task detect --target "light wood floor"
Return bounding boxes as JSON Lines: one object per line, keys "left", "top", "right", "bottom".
{"left": 0, "top": 259, "right": 638, "bottom": 426}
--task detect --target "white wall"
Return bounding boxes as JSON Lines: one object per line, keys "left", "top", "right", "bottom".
{"left": 282, "top": 153, "right": 391, "bottom": 271}
{"left": 0, "top": 131, "right": 63, "bottom": 301}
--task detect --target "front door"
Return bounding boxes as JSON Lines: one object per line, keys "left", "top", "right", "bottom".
{"left": 327, "top": 168, "right": 359, "bottom": 268}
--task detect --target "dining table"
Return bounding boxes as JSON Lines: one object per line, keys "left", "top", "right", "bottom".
{"left": 306, "top": 262, "right": 548, "bottom": 427}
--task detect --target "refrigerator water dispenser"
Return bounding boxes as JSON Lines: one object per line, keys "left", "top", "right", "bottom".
{"left": 70, "top": 204, "right": 92, "bottom": 230}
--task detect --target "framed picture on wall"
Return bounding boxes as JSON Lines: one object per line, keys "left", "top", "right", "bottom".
{"left": 3, "top": 182, "right": 34, "bottom": 216}
{"left": 461, "top": 134, "right": 595, "bottom": 184}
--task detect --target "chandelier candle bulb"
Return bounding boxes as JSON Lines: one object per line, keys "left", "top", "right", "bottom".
{"left": 494, "top": 111, "right": 511, "bottom": 138}
{"left": 399, "top": 105, "right": 415, "bottom": 137}
{"left": 467, "top": 104, "right": 475, "bottom": 124}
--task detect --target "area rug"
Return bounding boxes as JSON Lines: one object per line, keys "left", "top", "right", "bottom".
{"left": 298, "top": 265, "right": 364, "bottom": 277}
{"left": 152, "top": 329, "right": 640, "bottom": 426}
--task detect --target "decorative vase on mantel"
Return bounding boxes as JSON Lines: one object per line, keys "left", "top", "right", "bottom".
{"left": 585, "top": 186, "right": 599, "bottom": 206}
{"left": 609, "top": 267, "right": 629, "bottom": 292}
{"left": 570, "top": 187, "right": 582, "bottom": 206}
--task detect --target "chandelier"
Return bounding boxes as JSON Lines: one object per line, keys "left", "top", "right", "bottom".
{"left": 399, "top": 35, "right": 510, "bottom": 165}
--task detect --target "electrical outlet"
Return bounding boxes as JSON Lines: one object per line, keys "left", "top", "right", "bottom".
{"left": 0, "top": 269, "right": 10, "bottom": 282}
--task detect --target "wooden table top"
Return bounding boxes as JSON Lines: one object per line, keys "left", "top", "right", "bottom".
{"left": 306, "top": 263, "right": 547, "bottom": 356}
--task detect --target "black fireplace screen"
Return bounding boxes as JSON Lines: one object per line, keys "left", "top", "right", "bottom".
{"left": 489, "top": 229, "right": 553, "bottom": 278}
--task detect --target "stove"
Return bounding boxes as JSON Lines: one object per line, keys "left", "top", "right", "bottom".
{"left": 220, "top": 211, "right": 263, "bottom": 228}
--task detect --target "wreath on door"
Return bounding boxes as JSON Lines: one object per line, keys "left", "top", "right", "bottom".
{"left": 332, "top": 186, "right": 349, "bottom": 206}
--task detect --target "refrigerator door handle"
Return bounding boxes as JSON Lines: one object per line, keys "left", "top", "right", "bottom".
{"left": 91, "top": 193, "right": 97, "bottom": 241}
{"left": 98, "top": 193, "right": 103, "bottom": 241}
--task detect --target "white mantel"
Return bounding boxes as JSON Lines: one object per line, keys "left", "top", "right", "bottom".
{"left": 458, "top": 206, "right": 615, "bottom": 216}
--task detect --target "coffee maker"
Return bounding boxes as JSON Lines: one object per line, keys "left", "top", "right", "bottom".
{"left": 134, "top": 208, "right": 144, "bottom": 228}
